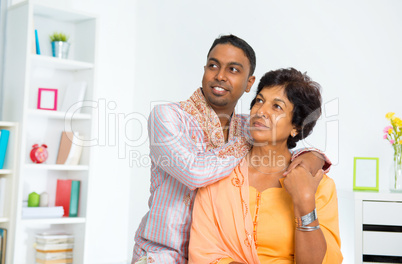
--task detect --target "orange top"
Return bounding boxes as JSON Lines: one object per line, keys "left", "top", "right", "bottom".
{"left": 189, "top": 158, "right": 343, "bottom": 264}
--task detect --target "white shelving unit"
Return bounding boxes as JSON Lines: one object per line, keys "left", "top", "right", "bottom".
{"left": 0, "top": 122, "right": 18, "bottom": 264}
{"left": 2, "top": 2, "right": 97, "bottom": 263}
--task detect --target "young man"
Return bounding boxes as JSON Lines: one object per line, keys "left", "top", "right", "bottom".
{"left": 132, "top": 35, "right": 330, "bottom": 264}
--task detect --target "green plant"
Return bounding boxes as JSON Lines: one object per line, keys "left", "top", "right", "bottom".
{"left": 49, "top": 32, "right": 69, "bottom": 42}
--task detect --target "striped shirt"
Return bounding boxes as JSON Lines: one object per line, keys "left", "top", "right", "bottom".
{"left": 132, "top": 89, "right": 330, "bottom": 264}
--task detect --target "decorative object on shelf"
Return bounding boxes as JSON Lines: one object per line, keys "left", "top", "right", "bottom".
{"left": 383, "top": 112, "right": 402, "bottom": 191}
{"left": 353, "top": 157, "right": 379, "bottom": 191}
{"left": 0, "top": 228, "right": 7, "bottom": 264}
{"left": 30, "top": 144, "right": 48, "bottom": 164}
{"left": 55, "top": 179, "right": 81, "bottom": 217}
{"left": 49, "top": 32, "right": 70, "bottom": 59}
{"left": 35, "top": 29, "right": 41, "bottom": 55}
{"left": 35, "top": 233, "right": 74, "bottom": 264}
{"left": 28, "top": 192, "right": 40, "bottom": 207}
{"left": 56, "top": 132, "right": 83, "bottom": 166}
{"left": 39, "top": 192, "right": 49, "bottom": 207}
{"left": 37, "top": 88, "right": 58, "bottom": 111}
{"left": 0, "top": 129, "right": 10, "bottom": 169}
{"left": 61, "top": 81, "right": 87, "bottom": 112}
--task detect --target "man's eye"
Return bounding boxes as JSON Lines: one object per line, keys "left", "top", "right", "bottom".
{"left": 209, "top": 64, "right": 218, "bottom": 68}
{"left": 230, "top": 67, "right": 239, "bottom": 73}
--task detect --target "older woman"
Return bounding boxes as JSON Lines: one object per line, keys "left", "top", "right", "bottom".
{"left": 189, "top": 68, "right": 342, "bottom": 264}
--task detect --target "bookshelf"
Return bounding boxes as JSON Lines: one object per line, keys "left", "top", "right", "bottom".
{"left": 0, "top": 122, "right": 18, "bottom": 264}
{"left": 2, "top": 2, "right": 97, "bottom": 263}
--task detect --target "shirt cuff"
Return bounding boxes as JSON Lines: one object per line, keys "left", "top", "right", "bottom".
{"left": 291, "top": 147, "right": 332, "bottom": 174}
{"left": 217, "top": 258, "right": 235, "bottom": 264}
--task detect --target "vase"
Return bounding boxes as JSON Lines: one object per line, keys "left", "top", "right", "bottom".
{"left": 51, "top": 41, "right": 70, "bottom": 59}
{"left": 391, "top": 144, "right": 402, "bottom": 191}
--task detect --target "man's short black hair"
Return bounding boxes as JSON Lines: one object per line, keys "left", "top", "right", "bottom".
{"left": 207, "top": 34, "right": 256, "bottom": 76}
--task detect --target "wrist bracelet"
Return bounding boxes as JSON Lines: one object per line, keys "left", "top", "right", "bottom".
{"left": 295, "top": 208, "right": 317, "bottom": 228}
{"left": 296, "top": 224, "right": 320, "bottom": 232}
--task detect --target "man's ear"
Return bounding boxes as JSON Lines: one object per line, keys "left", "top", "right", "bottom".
{"left": 246, "top": 75, "right": 256, "bottom": 93}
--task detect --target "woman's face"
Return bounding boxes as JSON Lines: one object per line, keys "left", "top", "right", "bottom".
{"left": 249, "top": 85, "right": 297, "bottom": 146}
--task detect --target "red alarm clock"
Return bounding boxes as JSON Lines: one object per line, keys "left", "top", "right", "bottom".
{"left": 30, "top": 144, "right": 48, "bottom": 163}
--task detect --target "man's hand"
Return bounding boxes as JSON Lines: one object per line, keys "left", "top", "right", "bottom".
{"left": 284, "top": 151, "right": 325, "bottom": 176}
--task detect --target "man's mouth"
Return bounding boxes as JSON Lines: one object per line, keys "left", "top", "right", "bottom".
{"left": 211, "top": 85, "right": 229, "bottom": 95}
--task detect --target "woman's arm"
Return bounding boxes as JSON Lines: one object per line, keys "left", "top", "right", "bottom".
{"left": 283, "top": 166, "right": 327, "bottom": 264}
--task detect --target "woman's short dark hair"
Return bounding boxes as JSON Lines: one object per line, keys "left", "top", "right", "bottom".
{"left": 250, "top": 68, "right": 322, "bottom": 149}
{"left": 208, "top": 34, "right": 256, "bottom": 76}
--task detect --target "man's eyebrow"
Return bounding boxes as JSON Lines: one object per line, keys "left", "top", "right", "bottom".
{"left": 208, "top": 57, "right": 244, "bottom": 69}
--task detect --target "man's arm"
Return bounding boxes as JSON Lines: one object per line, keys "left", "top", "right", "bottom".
{"left": 285, "top": 148, "right": 332, "bottom": 176}
{"left": 149, "top": 104, "right": 247, "bottom": 190}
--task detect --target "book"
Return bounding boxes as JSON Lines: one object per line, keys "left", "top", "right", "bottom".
{"left": 0, "top": 130, "right": 10, "bottom": 169}
{"left": 55, "top": 180, "right": 72, "bottom": 217}
{"left": 61, "top": 82, "right": 87, "bottom": 112}
{"left": 56, "top": 132, "right": 82, "bottom": 166}
{"left": 64, "top": 133, "right": 82, "bottom": 166}
{"left": 0, "top": 178, "right": 7, "bottom": 217}
{"left": 35, "top": 243, "right": 74, "bottom": 251}
{"left": 35, "top": 29, "right": 41, "bottom": 55}
{"left": 35, "top": 258, "right": 73, "bottom": 264}
{"left": 36, "top": 233, "right": 74, "bottom": 245}
{"left": 21, "top": 207, "right": 64, "bottom": 219}
{"left": 55, "top": 180, "right": 80, "bottom": 217}
{"left": 0, "top": 228, "right": 7, "bottom": 264}
{"left": 69, "top": 181, "right": 80, "bottom": 217}
{"left": 56, "top": 132, "right": 73, "bottom": 165}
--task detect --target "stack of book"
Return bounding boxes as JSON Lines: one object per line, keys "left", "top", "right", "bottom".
{"left": 35, "top": 233, "right": 74, "bottom": 264}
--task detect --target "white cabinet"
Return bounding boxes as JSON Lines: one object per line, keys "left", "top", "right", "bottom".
{"left": 2, "top": 2, "right": 97, "bottom": 263}
{"left": 345, "top": 191, "right": 402, "bottom": 263}
{"left": 0, "top": 122, "right": 18, "bottom": 264}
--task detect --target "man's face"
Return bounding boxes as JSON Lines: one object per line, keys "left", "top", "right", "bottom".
{"left": 201, "top": 43, "right": 255, "bottom": 116}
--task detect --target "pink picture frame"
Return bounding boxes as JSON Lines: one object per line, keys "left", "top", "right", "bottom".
{"left": 37, "top": 88, "right": 58, "bottom": 110}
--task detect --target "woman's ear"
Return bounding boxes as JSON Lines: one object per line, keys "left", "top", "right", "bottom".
{"left": 291, "top": 128, "right": 298, "bottom": 138}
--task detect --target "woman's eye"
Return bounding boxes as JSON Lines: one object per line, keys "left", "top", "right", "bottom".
{"left": 256, "top": 98, "right": 263, "bottom": 104}
{"left": 274, "top": 104, "right": 283, "bottom": 110}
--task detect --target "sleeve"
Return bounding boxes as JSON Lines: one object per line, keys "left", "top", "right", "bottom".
{"left": 316, "top": 176, "right": 343, "bottom": 263}
{"left": 291, "top": 147, "right": 332, "bottom": 173}
{"left": 188, "top": 186, "right": 234, "bottom": 264}
{"left": 149, "top": 104, "right": 247, "bottom": 190}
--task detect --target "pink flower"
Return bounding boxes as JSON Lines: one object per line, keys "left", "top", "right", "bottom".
{"left": 383, "top": 134, "right": 388, "bottom": 139}
{"left": 383, "top": 126, "right": 393, "bottom": 133}
{"left": 390, "top": 139, "right": 395, "bottom": 144}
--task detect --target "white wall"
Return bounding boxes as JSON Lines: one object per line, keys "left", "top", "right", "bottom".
{"left": 131, "top": 0, "right": 402, "bottom": 263}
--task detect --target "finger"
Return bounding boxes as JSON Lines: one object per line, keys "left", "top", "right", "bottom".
{"left": 314, "top": 169, "right": 324, "bottom": 182}
{"left": 283, "top": 159, "right": 302, "bottom": 175}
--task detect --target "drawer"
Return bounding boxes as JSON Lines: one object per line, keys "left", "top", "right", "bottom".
{"left": 363, "top": 231, "right": 402, "bottom": 256}
{"left": 363, "top": 201, "right": 402, "bottom": 225}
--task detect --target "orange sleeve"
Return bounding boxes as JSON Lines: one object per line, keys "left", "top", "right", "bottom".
{"left": 316, "top": 175, "right": 343, "bottom": 263}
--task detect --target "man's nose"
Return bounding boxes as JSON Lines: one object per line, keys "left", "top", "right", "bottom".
{"left": 215, "top": 68, "right": 227, "bottom": 82}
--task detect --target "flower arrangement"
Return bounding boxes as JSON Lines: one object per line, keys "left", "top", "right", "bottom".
{"left": 384, "top": 112, "right": 402, "bottom": 190}
{"left": 383, "top": 112, "right": 402, "bottom": 146}
{"left": 49, "top": 32, "right": 69, "bottom": 42}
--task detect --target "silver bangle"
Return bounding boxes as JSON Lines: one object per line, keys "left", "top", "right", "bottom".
{"left": 296, "top": 224, "right": 320, "bottom": 232}
{"left": 295, "top": 208, "right": 317, "bottom": 228}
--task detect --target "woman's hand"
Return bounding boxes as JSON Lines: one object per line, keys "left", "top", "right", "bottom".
{"left": 282, "top": 166, "right": 324, "bottom": 215}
